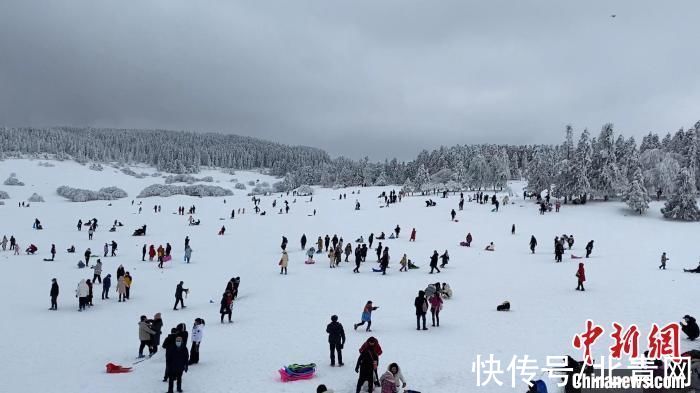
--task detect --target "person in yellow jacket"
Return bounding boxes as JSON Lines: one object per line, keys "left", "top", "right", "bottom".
{"left": 279, "top": 251, "right": 288, "bottom": 275}
{"left": 124, "top": 272, "right": 133, "bottom": 299}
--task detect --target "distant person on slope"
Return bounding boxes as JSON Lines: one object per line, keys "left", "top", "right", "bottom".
{"left": 530, "top": 236, "right": 537, "bottom": 254}
{"left": 354, "top": 301, "right": 378, "bottom": 332}
{"left": 576, "top": 263, "right": 586, "bottom": 291}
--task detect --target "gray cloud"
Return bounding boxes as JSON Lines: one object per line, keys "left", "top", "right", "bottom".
{"left": 1, "top": 1, "right": 699, "bottom": 160}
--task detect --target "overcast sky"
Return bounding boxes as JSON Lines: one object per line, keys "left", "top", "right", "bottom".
{"left": 1, "top": 1, "right": 699, "bottom": 160}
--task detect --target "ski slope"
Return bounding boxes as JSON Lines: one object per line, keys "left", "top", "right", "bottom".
{"left": 0, "top": 158, "right": 697, "bottom": 393}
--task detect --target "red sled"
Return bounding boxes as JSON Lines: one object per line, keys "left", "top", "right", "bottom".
{"left": 106, "top": 363, "right": 132, "bottom": 373}
{"left": 163, "top": 255, "right": 172, "bottom": 263}
{"left": 571, "top": 254, "right": 582, "bottom": 259}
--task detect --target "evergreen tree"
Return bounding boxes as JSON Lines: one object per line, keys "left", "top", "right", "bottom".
{"left": 624, "top": 168, "right": 650, "bottom": 214}
{"left": 571, "top": 129, "right": 592, "bottom": 201}
{"left": 661, "top": 168, "right": 700, "bottom": 221}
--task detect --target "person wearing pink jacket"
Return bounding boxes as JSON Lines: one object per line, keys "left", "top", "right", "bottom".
{"left": 429, "top": 292, "right": 443, "bottom": 327}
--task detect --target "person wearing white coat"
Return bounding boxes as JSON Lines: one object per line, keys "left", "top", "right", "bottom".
{"left": 76, "top": 279, "right": 89, "bottom": 311}
{"left": 189, "top": 318, "right": 205, "bottom": 365}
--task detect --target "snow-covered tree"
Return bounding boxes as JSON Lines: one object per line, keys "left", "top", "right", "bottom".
{"left": 660, "top": 168, "right": 700, "bottom": 221}
{"left": 414, "top": 164, "right": 431, "bottom": 191}
{"left": 623, "top": 168, "right": 650, "bottom": 214}
{"left": 571, "top": 129, "right": 592, "bottom": 201}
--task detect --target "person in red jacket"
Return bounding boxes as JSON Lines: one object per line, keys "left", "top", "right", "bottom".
{"left": 576, "top": 263, "right": 586, "bottom": 291}
{"left": 358, "top": 337, "right": 382, "bottom": 389}
{"left": 409, "top": 228, "right": 416, "bottom": 242}
{"left": 148, "top": 245, "right": 156, "bottom": 261}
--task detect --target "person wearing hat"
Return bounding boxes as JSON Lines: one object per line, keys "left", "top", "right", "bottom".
{"left": 326, "top": 315, "right": 346, "bottom": 367}
{"left": 138, "top": 315, "right": 155, "bottom": 358}
{"left": 316, "top": 384, "right": 334, "bottom": 393}
{"left": 165, "top": 334, "right": 189, "bottom": 393}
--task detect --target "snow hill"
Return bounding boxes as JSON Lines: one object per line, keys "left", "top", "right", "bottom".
{"left": 0, "top": 158, "right": 697, "bottom": 393}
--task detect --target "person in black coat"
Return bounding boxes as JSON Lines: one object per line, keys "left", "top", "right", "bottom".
{"left": 141, "top": 244, "right": 146, "bottom": 261}
{"left": 102, "top": 274, "right": 111, "bottom": 300}
{"left": 585, "top": 241, "right": 594, "bottom": 258}
{"left": 173, "top": 281, "right": 188, "bottom": 310}
{"left": 300, "top": 234, "right": 307, "bottom": 250}
{"left": 368, "top": 233, "right": 374, "bottom": 249}
{"left": 429, "top": 251, "right": 440, "bottom": 274}
{"left": 149, "top": 313, "right": 164, "bottom": 355}
{"left": 529, "top": 236, "right": 537, "bottom": 254}
{"left": 355, "top": 348, "right": 377, "bottom": 393}
{"left": 682, "top": 315, "right": 699, "bottom": 340}
{"left": 49, "top": 278, "right": 59, "bottom": 310}
{"left": 326, "top": 315, "right": 346, "bottom": 366}
{"left": 414, "top": 290, "right": 428, "bottom": 330}
{"left": 165, "top": 335, "right": 189, "bottom": 393}
{"left": 353, "top": 247, "right": 362, "bottom": 273}
{"left": 281, "top": 236, "right": 288, "bottom": 251}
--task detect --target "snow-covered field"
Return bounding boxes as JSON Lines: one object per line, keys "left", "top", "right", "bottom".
{"left": 0, "top": 158, "right": 697, "bottom": 393}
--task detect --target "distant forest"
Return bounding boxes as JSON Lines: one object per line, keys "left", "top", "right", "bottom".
{"left": 2, "top": 123, "right": 700, "bottom": 204}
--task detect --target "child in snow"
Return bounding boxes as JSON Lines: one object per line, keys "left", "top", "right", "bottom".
{"left": 576, "top": 263, "right": 586, "bottom": 291}
{"left": 485, "top": 242, "right": 495, "bottom": 251}
{"left": 220, "top": 291, "right": 233, "bottom": 323}
{"left": 659, "top": 252, "right": 668, "bottom": 270}
{"left": 354, "top": 301, "right": 378, "bottom": 332}
{"left": 399, "top": 254, "right": 408, "bottom": 272}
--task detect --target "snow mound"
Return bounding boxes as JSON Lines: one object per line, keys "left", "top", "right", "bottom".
{"left": 234, "top": 182, "right": 246, "bottom": 190}
{"left": 38, "top": 162, "right": 55, "bottom": 167}
{"left": 27, "top": 193, "right": 45, "bottom": 202}
{"left": 0, "top": 190, "right": 9, "bottom": 199}
{"left": 56, "top": 186, "right": 128, "bottom": 202}
{"left": 4, "top": 173, "right": 25, "bottom": 186}
{"left": 137, "top": 184, "right": 233, "bottom": 198}
{"left": 88, "top": 163, "right": 104, "bottom": 171}
{"left": 295, "top": 185, "right": 314, "bottom": 195}
{"left": 164, "top": 174, "right": 214, "bottom": 184}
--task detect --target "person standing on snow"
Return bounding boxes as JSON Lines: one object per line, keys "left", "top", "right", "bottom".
{"left": 450, "top": 209, "right": 456, "bottom": 221}
{"left": 281, "top": 236, "right": 288, "bottom": 251}
{"left": 324, "top": 235, "right": 331, "bottom": 252}
{"left": 576, "top": 263, "right": 586, "bottom": 291}
{"left": 76, "top": 279, "right": 89, "bottom": 311}
{"left": 141, "top": 244, "right": 147, "bottom": 261}
{"left": 430, "top": 291, "right": 443, "bottom": 327}
{"left": 138, "top": 315, "right": 156, "bottom": 358}
{"left": 355, "top": 343, "right": 378, "bottom": 393}
{"left": 164, "top": 335, "right": 189, "bottom": 393}
{"left": 394, "top": 225, "right": 400, "bottom": 238}
{"left": 585, "top": 240, "right": 594, "bottom": 258}
{"left": 102, "top": 274, "right": 111, "bottom": 300}
{"left": 173, "top": 281, "right": 188, "bottom": 310}
{"left": 659, "top": 252, "right": 669, "bottom": 270}
{"left": 354, "top": 301, "right": 378, "bottom": 332}
{"left": 380, "top": 247, "right": 390, "bottom": 275}
{"left": 429, "top": 251, "right": 440, "bottom": 274}
{"left": 301, "top": 234, "right": 307, "bottom": 250}
{"left": 399, "top": 254, "right": 408, "bottom": 272}
{"left": 353, "top": 246, "right": 362, "bottom": 273}
{"left": 184, "top": 246, "right": 192, "bottom": 263}
{"left": 149, "top": 313, "right": 163, "bottom": 355}
{"left": 103, "top": 243, "right": 109, "bottom": 257}
{"left": 49, "top": 278, "right": 59, "bottom": 310}
{"left": 116, "top": 276, "right": 127, "bottom": 302}
{"left": 326, "top": 315, "right": 346, "bottom": 367}
{"left": 368, "top": 233, "right": 374, "bottom": 249}
{"left": 111, "top": 240, "right": 117, "bottom": 256}
{"left": 220, "top": 291, "right": 233, "bottom": 323}
{"left": 414, "top": 290, "right": 428, "bottom": 330}
{"left": 317, "top": 237, "right": 323, "bottom": 253}
{"left": 529, "top": 236, "right": 537, "bottom": 254}
{"left": 409, "top": 228, "right": 416, "bottom": 242}
{"left": 50, "top": 244, "right": 56, "bottom": 261}
{"left": 189, "top": 318, "right": 205, "bottom": 365}
{"left": 375, "top": 242, "right": 383, "bottom": 262}
{"left": 279, "top": 250, "right": 289, "bottom": 275}
{"left": 92, "top": 259, "right": 103, "bottom": 284}
{"left": 465, "top": 233, "right": 473, "bottom": 247}
{"left": 84, "top": 248, "right": 92, "bottom": 266}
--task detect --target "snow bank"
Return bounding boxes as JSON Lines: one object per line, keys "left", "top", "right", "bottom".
{"left": 88, "top": 163, "right": 104, "bottom": 171}
{"left": 27, "top": 193, "right": 45, "bottom": 202}
{"left": 234, "top": 182, "right": 246, "bottom": 190}
{"left": 56, "top": 186, "right": 128, "bottom": 202}
{"left": 4, "top": 173, "right": 25, "bottom": 186}
{"left": 38, "top": 161, "right": 55, "bottom": 167}
{"left": 164, "top": 174, "right": 214, "bottom": 184}
{"left": 0, "top": 190, "right": 9, "bottom": 199}
{"left": 137, "top": 184, "right": 233, "bottom": 198}
{"left": 295, "top": 185, "right": 314, "bottom": 195}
